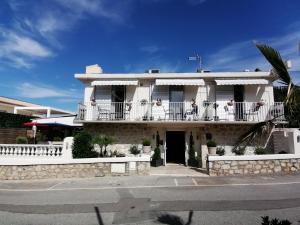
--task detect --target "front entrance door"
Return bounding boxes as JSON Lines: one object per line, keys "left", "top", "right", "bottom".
{"left": 166, "top": 131, "right": 185, "bottom": 164}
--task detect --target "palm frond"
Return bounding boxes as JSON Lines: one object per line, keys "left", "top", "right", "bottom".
{"left": 256, "top": 43, "right": 292, "bottom": 86}
{"left": 233, "top": 120, "right": 274, "bottom": 150}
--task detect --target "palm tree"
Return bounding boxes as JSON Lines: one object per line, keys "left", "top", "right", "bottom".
{"left": 234, "top": 43, "right": 300, "bottom": 150}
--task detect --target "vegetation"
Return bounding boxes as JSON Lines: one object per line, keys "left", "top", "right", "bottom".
{"left": 0, "top": 112, "right": 33, "bottom": 128}
{"left": 261, "top": 216, "right": 292, "bottom": 225}
{"left": 188, "top": 145, "right": 198, "bottom": 167}
{"left": 53, "top": 137, "right": 62, "bottom": 141}
{"left": 255, "top": 147, "right": 271, "bottom": 155}
{"left": 129, "top": 145, "right": 140, "bottom": 155}
{"left": 206, "top": 140, "right": 216, "bottom": 147}
{"left": 234, "top": 43, "right": 300, "bottom": 151}
{"left": 142, "top": 139, "right": 151, "bottom": 146}
{"left": 232, "top": 146, "right": 246, "bottom": 155}
{"left": 152, "top": 147, "right": 161, "bottom": 160}
{"left": 216, "top": 147, "right": 225, "bottom": 156}
{"left": 111, "top": 150, "right": 125, "bottom": 157}
{"left": 92, "top": 135, "right": 114, "bottom": 157}
{"left": 16, "top": 136, "right": 28, "bottom": 144}
{"left": 72, "top": 131, "right": 98, "bottom": 158}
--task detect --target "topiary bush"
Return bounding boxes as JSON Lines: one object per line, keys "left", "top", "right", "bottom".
{"left": 232, "top": 146, "right": 246, "bottom": 155}
{"left": 16, "top": 136, "right": 28, "bottom": 144}
{"left": 152, "top": 147, "right": 161, "bottom": 160}
{"left": 72, "top": 131, "right": 98, "bottom": 158}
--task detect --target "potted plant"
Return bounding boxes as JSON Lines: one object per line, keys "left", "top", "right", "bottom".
{"left": 207, "top": 140, "right": 217, "bottom": 155}
{"left": 142, "top": 139, "right": 151, "bottom": 154}
{"left": 227, "top": 100, "right": 234, "bottom": 106}
{"left": 129, "top": 145, "right": 141, "bottom": 156}
{"left": 156, "top": 98, "right": 162, "bottom": 106}
{"left": 151, "top": 147, "right": 163, "bottom": 167}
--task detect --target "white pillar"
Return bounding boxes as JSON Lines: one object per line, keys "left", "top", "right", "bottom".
{"left": 46, "top": 108, "right": 51, "bottom": 118}
{"left": 13, "top": 107, "right": 18, "bottom": 114}
{"left": 62, "top": 137, "right": 74, "bottom": 159}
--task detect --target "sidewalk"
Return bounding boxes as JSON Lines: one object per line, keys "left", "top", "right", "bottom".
{"left": 1, "top": 174, "right": 300, "bottom": 192}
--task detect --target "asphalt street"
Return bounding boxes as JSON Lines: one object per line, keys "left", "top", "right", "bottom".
{"left": 0, "top": 175, "right": 300, "bottom": 225}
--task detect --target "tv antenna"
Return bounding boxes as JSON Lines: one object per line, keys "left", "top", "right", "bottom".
{"left": 188, "top": 53, "right": 202, "bottom": 71}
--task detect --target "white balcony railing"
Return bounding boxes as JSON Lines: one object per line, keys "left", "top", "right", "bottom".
{"left": 76, "top": 101, "right": 285, "bottom": 123}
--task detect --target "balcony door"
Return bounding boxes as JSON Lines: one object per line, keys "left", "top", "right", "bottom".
{"left": 111, "top": 86, "right": 125, "bottom": 120}
{"left": 169, "top": 86, "right": 184, "bottom": 120}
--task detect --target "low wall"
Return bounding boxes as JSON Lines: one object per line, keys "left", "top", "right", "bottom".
{"left": 208, "top": 154, "right": 300, "bottom": 176}
{"left": 0, "top": 156, "right": 150, "bottom": 180}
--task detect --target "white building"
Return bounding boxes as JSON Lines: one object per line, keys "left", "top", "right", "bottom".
{"left": 75, "top": 64, "right": 285, "bottom": 166}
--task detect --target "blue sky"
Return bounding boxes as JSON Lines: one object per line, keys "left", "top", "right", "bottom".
{"left": 0, "top": 0, "right": 300, "bottom": 112}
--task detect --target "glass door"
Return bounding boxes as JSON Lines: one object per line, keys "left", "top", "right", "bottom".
{"left": 111, "top": 86, "right": 125, "bottom": 120}
{"left": 169, "top": 86, "right": 184, "bottom": 120}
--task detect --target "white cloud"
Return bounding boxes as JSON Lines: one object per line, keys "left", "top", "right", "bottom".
{"left": 140, "top": 45, "right": 160, "bottom": 54}
{"left": 206, "top": 28, "right": 300, "bottom": 72}
{"left": 3, "top": 0, "right": 134, "bottom": 68}
{"left": 16, "top": 82, "right": 81, "bottom": 99}
{"left": 0, "top": 29, "right": 52, "bottom": 68}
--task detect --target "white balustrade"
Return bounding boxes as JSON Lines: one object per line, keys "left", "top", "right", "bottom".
{"left": 0, "top": 137, "right": 74, "bottom": 159}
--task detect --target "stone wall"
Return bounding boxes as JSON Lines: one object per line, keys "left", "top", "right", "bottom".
{"left": 208, "top": 155, "right": 300, "bottom": 176}
{"left": 0, "top": 161, "right": 150, "bottom": 180}
{"left": 84, "top": 123, "right": 153, "bottom": 154}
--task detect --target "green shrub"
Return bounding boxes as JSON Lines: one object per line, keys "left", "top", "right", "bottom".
{"left": 232, "top": 146, "right": 246, "bottom": 155}
{"left": 16, "top": 136, "right": 28, "bottom": 144}
{"left": 152, "top": 147, "right": 161, "bottom": 160}
{"left": 255, "top": 147, "right": 271, "bottom": 155}
{"left": 142, "top": 139, "right": 151, "bottom": 146}
{"left": 72, "top": 131, "right": 98, "bottom": 158}
{"left": 207, "top": 140, "right": 216, "bottom": 147}
{"left": 129, "top": 145, "right": 140, "bottom": 155}
{"left": 53, "top": 137, "right": 62, "bottom": 142}
{"left": 216, "top": 147, "right": 225, "bottom": 156}
{"left": 111, "top": 150, "right": 126, "bottom": 157}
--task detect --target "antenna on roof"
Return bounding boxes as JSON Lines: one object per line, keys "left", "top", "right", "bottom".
{"left": 188, "top": 52, "right": 202, "bottom": 72}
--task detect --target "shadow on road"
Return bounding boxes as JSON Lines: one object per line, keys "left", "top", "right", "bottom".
{"left": 94, "top": 206, "right": 104, "bottom": 225}
{"left": 157, "top": 210, "right": 193, "bottom": 225}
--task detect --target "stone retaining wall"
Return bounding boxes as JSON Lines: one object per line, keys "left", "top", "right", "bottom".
{"left": 0, "top": 161, "right": 150, "bottom": 180}
{"left": 208, "top": 155, "right": 300, "bottom": 176}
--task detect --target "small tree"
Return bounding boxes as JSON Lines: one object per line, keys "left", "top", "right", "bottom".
{"left": 72, "top": 131, "right": 98, "bottom": 158}
{"left": 92, "top": 135, "right": 105, "bottom": 157}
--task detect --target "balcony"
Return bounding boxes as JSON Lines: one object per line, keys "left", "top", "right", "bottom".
{"left": 76, "top": 101, "right": 285, "bottom": 123}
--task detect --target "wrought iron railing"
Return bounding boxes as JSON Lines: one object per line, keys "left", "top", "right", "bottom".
{"left": 76, "top": 101, "right": 285, "bottom": 123}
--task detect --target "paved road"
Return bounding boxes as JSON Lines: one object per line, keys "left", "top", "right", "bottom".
{"left": 1, "top": 175, "right": 300, "bottom": 225}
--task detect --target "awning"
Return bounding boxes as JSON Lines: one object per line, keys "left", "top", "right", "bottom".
{"left": 155, "top": 79, "right": 205, "bottom": 86}
{"left": 24, "top": 116, "right": 82, "bottom": 127}
{"left": 91, "top": 80, "right": 138, "bottom": 86}
{"left": 215, "top": 79, "right": 269, "bottom": 85}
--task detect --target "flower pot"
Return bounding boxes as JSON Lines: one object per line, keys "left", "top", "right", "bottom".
{"left": 143, "top": 146, "right": 151, "bottom": 154}
{"left": 151, "top": 159, "right": 163, "bottom": 167}
{"left": 208, "top": 147, "right": 217, "bottom": 155}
